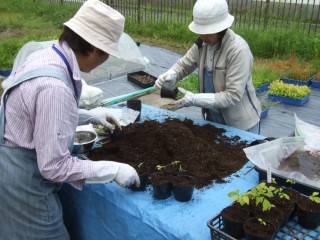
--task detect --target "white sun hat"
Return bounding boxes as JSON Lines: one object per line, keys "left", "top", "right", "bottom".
{"left": 64, "top": 0, "right": 124, "bottom": 58}
{"left": 189, "top": 0, "right": 234, "bottom": 35}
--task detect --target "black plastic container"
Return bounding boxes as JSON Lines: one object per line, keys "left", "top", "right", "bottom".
{"left": 150, "top": 172, "right": 172, "bottom": 199}
{"left": 109, "top": 129, "right": 124, "bottom": 142}
{"left": 129, "top": 173, "right": 149, "bottom": 192}
{"left": 160, "top": 81, "right": 178, "bottom": 99}
{"left": 172, "top": 174, "right": 195, "bottom": 202}
{"left": 255, "top": 166, "right": 320, "bottom": 196}
{"left": 127, "top": 99, "right": 142, "bottom": 122}
{"left": 127, "top": 71, "right": 156, "bottom": 88}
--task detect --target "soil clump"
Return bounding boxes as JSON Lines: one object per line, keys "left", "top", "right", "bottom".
{"left": 88, "top": 118, "right": 250, "bottom": 189}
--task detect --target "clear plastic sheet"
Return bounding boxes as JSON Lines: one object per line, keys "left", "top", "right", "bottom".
{"left": 1, "top": 33, "right": 149, "bottom": 89}
{"left": 243, "top": 136, "right": 320, "bottom": 189}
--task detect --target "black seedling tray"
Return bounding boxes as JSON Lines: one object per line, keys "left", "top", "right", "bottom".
{"left": 208, "top": 213, "right": 320, "bottom": 240}
{"left": 127, "top": 71, "right": 156, "bottom": 88}
{"left": 255, "top": 166, "right": 320, "bottom": 196}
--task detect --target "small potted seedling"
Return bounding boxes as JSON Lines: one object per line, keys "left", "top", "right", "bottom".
{"left": 250, "top": 182, "right": 285, "bottom": 231}
{"left": 130, "top": 162, "right": 150, "bottom": 192}
{"left": 150, "top": 164, "right": 172, "bottom": 199}
{"left": 266, "top": 182, "right": 294, "bottom": 226}
{"left": 282, "top": 179, "right": 301, "bottom": 219}
{"left": 218, "top": 189, "right": 251, "bottom": 238}
{"left": 243, "top": 217, "right": 276, "bottom": 240}
{"left": 227, "top": 183, "right": 283, "bottom": 237}
{"left": 228, "top": 182, "right": 284, "bottom": 233}
{"left": 297, "top": 191, "right": 320, "bottom": 229}
{"left": 171, "top": 163, "right": 195, "bottom": 202}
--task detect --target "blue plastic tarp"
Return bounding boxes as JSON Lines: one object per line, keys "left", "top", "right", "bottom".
{"left": 59, "top": 104, "right": 263, "bottom": 240}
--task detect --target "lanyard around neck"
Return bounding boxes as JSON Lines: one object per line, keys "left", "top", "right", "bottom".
{"left": 52, "top": 45, "right": 79, "bottom": 99}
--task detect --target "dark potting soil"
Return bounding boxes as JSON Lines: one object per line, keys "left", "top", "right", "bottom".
{"left": 88, "top": 118, "right": 250, "bottom": 189}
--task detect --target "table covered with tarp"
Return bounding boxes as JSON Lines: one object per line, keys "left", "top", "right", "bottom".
{"left": 58, "top": 104, "right": 263, "bottom": 240}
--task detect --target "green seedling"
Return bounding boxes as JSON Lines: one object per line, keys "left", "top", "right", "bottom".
{"left": 286, "top": 179, "right": 296, "bottom": 189}
{"left": 309, "top": 192, "right": 320, "bottom": 203}
{"left": 171, "top": 160, "right": 180, "bottom": 165}
{"left": 251, "top": 182, "right": 275, "bottom": 211}
{"left": 258, "top": 218, "right": 267, "bottom": 226}
{"left": 156, "top": 165, "right": 166, "bottom": 171}
{"left": 228, "top": 190, "right": 251, "bottom": 206}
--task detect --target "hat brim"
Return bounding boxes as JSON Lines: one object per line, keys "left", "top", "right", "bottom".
{"left": 189, "top": 15, "right": 234, "bottom": 35}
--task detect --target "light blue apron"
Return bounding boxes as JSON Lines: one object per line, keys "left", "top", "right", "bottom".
{"left": 0, "top": 46, "right": 78, "bottom": 239}
{"left": 203, "top": 68, "right": 226, "bottom": 125}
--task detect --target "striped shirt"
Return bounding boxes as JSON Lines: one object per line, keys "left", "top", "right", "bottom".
{"left": 3, "top": 42, "right": 94, "bottom": 189}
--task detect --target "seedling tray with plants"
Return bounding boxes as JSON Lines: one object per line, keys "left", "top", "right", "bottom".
{"left": 268, "top": 93, "right": 310, "bottom": 106}
{"left": 207, "top": 178, "right": 320, "bottom": 239}
{"left": 127, "top": 71, "right": 156, "bottom": 88}
{"left": 207, "top": 213, "right": 320, "bottom": 240}
{"left": 268, "top": 79, "right": 311, "bottom": 106}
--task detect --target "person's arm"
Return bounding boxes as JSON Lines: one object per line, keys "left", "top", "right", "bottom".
{"left": 170, "top": 40, "right": 202, "bottom": 80}
{"left": 155, "top": 42, "right": 200, "bottom": 89}
{"left": 34, "top": 84, "right": 139, "bottom": 189}
{"left": 33, "top": 84, "right": 92, "bottom": 187}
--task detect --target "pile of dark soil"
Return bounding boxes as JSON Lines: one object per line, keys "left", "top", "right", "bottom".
{"left": 88, "top": 118, "right": 250, "bottom": 189}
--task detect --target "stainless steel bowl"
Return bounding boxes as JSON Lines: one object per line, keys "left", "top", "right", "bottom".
{"left": 72, "top": 131, "right": 97, "bottom": 154}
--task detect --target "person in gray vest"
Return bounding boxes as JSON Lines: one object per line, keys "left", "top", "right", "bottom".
{"left": 0, "top": 1, "right": 139, "bottom": 239}
{"left": 155, "top": 0, "right": 261, "bottom": 134}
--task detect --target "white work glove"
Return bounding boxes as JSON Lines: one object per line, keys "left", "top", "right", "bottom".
{"left": 169, "top": 87, "right": 216, "bottom": 109}
{"left": 155, "top": 69, "right": 177, "bottom": 89}
{"left": 86, "top": 161, "right": 140, "bottom": 188}
{"left": 78, "top": 107, "right": 121, "bottom": 133}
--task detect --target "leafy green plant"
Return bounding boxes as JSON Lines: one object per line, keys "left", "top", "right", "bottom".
{"left": 228, "top": 189, "right": 251, "bottom": 206}
{"left": 249, "top": 182, "right": 276, "bottom": 211}
{"left": 228, "top": 181, "right": 291, "bottom": 212}
{"left": 309, "top": 192, "right": 320, "bottom": 203}
{"left": 269, "top": 80, "right": 311, "bottom": 99}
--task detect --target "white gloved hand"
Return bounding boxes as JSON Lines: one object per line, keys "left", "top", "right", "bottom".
{"left": 78, "top": 107, "right": 121, "bottom": 133}
{"left": 86, "top": 161, "right": 140, "bottom": 188}
{"left": 155, "top": 69, "right": 177, "bottom": 89}
{"left": 169, "top": 87, "right": 216, "bottom": 109}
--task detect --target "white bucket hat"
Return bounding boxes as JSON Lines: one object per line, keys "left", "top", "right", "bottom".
{"left": 189, "top": 0, "right": 234, "bottom": 35}
{"left": 64, "top": 0, "right": 124, "bottom": 58}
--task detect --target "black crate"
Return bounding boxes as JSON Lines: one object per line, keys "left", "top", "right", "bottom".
{"left": 127, "top": 71, "right": 156, "bottom": 88}
{"left": 255, "top": 166, "right": 320, "bottom": 196}
{"left": 208, "top": 213, "right": 320, "bottom": 240}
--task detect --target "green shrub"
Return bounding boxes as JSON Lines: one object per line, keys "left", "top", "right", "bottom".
{"left": 252, "top": 62, "right": 280, "bottom": 88}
